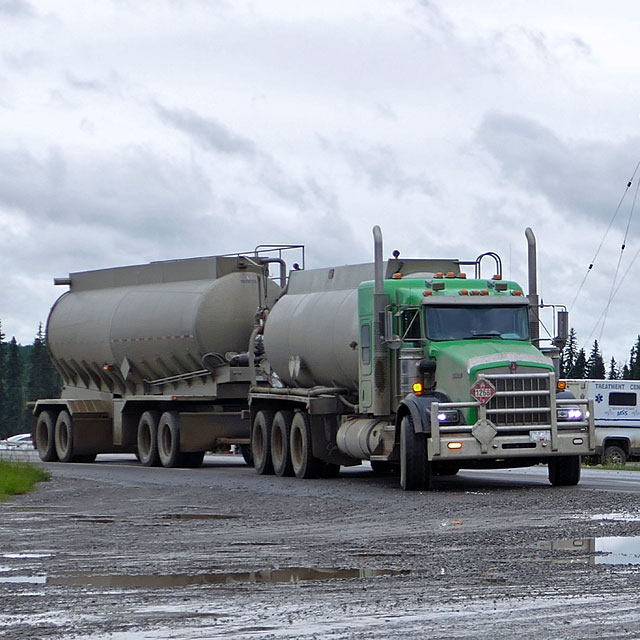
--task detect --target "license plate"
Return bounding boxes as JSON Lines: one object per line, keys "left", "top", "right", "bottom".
{"left": 530, "top": 430, "right": 551, "bottom": 443}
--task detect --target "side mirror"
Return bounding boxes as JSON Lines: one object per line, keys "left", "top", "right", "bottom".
{"left": 554, "top": 310, "right": 569, "bottom": 350}
{"left": 384, "top": 310, "right": 402, "bottom": 350}
{"left": 418, "top": 359, "right": 436, "bottom": 375}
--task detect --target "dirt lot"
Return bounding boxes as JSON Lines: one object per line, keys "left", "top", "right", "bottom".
{"left": 2, "top": 455, "right": 640, "bottom": 639}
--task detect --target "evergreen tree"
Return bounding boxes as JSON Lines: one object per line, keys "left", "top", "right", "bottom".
{"left": 25, "top": 323, "right": 61, "bottom": 410}
{"left": 608, "top": 357, "right": 619, "bottom": 380}
{"left": 630, "top": 336, "right": 640, "bottom": 380}
{"left": 622, "top": 363, "right": 631, "bottom": 380}
{"left": 0, "top": 320, "right": 5, "bottom": 435}
{"left": 586, "top": 340, "right": 606, "bottom": 380}
{"left": 567, "top": 348, "right": 587, "bottom": 379}
{"left": 3, "top": 337, "right": 24, "bottom": 438}
{"left": 561, "top": 328, "right": 578, "bottom": 377}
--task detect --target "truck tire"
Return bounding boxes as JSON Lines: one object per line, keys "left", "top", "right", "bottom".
{"left": 35, "top": 410, "right": 58, "bottom": 462}
{"left": 239, "top": 444, "right": 253, "bottom": 466}
{"left": 370, "top": 461, "right": 395, "bottom": 474}
{"left": 548, "top": 456, "right": 581, "bottom": 486}
{"left": 320, "top": 462, "right": 341, "bottom": 478}
{"left": 137, "top": 411, "right": 161, "bottom": 467}
{"left": 400, "top": 414, "right": 431, "bottom": 491}
{"left": 54, "top": 410, "right": 75, "bottom": 463}
{"left": 158, "top": 411, "right": 184, "bottom": 468}
{"left": 290, "top": 410, "right": 322, "bottom": 479}
{"left": 603, "top": 445, "right": 627, "bottom": 465}
{"left": 271, "top": 410, "right": 294, "bottom": 477}
{"left": 183, "top": 451, "right": 205, "bottom": 468}
{"left": 252, "top": 410, "right": 274, "bottom": 475}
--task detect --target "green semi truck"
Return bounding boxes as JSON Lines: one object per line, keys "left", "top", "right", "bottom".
{"left": 33, "top": 226, "right": 594, "bottom": 490}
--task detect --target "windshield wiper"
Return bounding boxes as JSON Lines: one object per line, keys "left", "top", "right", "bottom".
{"left": 469, "top": 330, "right": 503, "bottom": 339}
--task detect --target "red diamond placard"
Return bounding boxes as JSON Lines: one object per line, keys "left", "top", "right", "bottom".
{"left": 470, "top": 379, "right": 496, "bottom": 405}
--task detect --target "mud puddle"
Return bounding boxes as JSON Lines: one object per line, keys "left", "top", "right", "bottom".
{"left": 48, "top": 567, "right": 407, "bottom": 589}
{"left": 547, "top": 535, "right": 640, "bottom": 564}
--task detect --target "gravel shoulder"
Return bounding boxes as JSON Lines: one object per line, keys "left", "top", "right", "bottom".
{"left": 2, "top": 455, "right": 640, "bottom": 639}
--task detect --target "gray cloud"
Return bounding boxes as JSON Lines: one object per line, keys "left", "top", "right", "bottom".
{"left": 0, "top": 146, "right": 212, "bottom": 243}
{"left": 0, "top": 0, "right": 33, "bottom": 17}
{"left": 154, "top": 103, "right": 256, "bottom": 158}
{"left": 326, "top": 140, "right": 437, "bottom": 198}
{"left": 3, "top": 49, "right": 43, "bottom": 70}
{"left": 475, "top": 111, "right": 639, "bottom": 227}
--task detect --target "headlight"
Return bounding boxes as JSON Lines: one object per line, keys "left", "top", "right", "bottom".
{"left": 437, "top": 410, "right": 460, "bottom": 424}
{"left": 557, "top": 407, "right": 583, "bottom": 421}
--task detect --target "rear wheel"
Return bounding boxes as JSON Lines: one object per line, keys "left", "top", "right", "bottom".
{"left": 183, "top": 451, "right": 205, "bottom": 468}
{"left": 157, "top": 411, "right": 184, "bottom": 468}
{"left": 271, "top": 410, "right": 294, "bottom": 477}
{"left": 400, "top": 414, "right": 431, "bottom": 491}
{"left": 137, "top": 411, "right": 161, "bottom": 467}
{"left": 602, "top": 445, "right": 627, "bottom": 465}
{"left": 35, "top": 410, "right": 58, "bottom": 462}
{"left": 548, "top": 456, "right": 581, "bottom": 486}
{"left": 54, "top": 410, "right": 75, "bottom": 463}
{"left": 290, "top": 410, "right": 322, "bottom": 479}
{"left": 370, "top": 460, "right": 395, "bottom": 474}
{"left": 320, "top": 462, "right": 341, "bottom": 478}
{"left": 252, "top": 410, "right": 275, "bottom": 475}
{"left": 239, "top": 444, "right": 253, "bottom": 466}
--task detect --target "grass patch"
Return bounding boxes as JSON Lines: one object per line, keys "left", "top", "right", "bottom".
{"left": 582, "top": 459, "right": 640, "bottom": 472}
{"left": 0, "top": 461, "right": 50, "bottom": 500}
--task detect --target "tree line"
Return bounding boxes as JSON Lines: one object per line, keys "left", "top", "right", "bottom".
{"left": 561, "top": 328, "right": 640, "bottom": 380}
{"left": 0, "top": 321, "right": 61, "bottom": 439}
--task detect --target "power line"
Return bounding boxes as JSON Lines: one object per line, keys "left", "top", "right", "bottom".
{"left": 569, "top": 159, "right": 640, "bottom": 313}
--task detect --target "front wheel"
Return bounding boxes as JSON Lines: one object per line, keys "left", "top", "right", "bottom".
{"left": 400, "top": 414, "right": 431, "bottom": 491}
{"left": 602, "top": 445, "right": 627, "bottom": 465}
{"left": 548, "top": 456, "right": 581, "bottom": 486}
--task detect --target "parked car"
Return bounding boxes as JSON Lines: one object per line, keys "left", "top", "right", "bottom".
{"left": 0, "top": 433, "right": 35, "bottom": 450}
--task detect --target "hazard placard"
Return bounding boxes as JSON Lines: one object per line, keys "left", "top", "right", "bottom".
{"left": 470, "top": 379, "right": 496, "bottom": 405}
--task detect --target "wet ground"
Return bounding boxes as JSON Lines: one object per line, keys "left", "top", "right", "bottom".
{"left": 2, "top": 454, "right": 640, "bottom": 639}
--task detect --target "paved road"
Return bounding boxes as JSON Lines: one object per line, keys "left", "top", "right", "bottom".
{"left": 12, "top": 451, "right": 640, "bottom": 494}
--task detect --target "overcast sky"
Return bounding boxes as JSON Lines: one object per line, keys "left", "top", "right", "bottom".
{"left": 1, "top": 0, "right": 640, "bottom": 367}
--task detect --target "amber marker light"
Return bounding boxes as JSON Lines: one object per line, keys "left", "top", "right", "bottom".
{"left": 103, "top": 365, "right": 112, "bottom": 371}
{"left": 412, "top": 382, "right": 424, "bottom": 395}
{"left": 557, "top": 380, "right": 567, "bottom": 391}
{"left": 392, "top": 272, "right": 403, "bottom": 279}
{"left": 447, "top": 441, "right": 463, "bottom": 450}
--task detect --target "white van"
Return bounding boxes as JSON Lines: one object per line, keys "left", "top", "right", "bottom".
{"left": 563, "top": 379, "right": 640, "bottom": 464}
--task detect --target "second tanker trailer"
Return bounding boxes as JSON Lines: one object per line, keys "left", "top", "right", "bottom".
{"left": 33, "top": 227, "right": 594, "bottom": 490}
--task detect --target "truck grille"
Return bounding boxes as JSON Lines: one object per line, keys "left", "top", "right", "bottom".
{"left": 486, "top": 375, "right": 551, "bottom": 426}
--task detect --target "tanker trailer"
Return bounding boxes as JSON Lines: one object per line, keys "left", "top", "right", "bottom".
{"left": 32, "top": 251, "right": 292, "bottom": 467}
{"left": 249, "top": 226, "right": 594, "bottom": 490}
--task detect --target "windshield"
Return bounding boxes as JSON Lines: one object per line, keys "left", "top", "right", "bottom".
{"left": 424, "top": 305, "right": 530, "bottom": 341}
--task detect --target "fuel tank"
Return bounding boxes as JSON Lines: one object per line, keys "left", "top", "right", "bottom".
{"left": 48, "top": 256, "right": 279, "bottom": 389}
{"left": 263, "top": 263, "right": 372, "bottom": 390}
